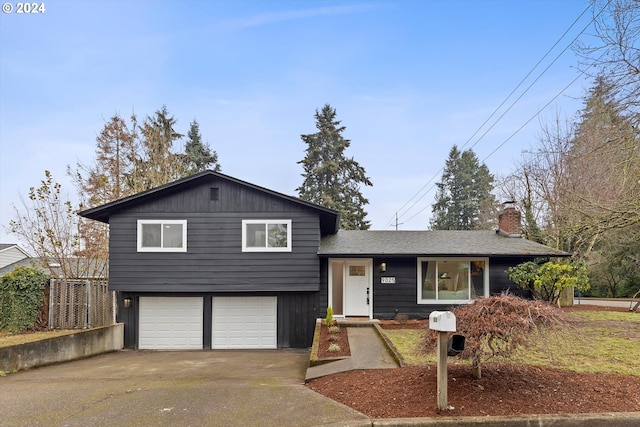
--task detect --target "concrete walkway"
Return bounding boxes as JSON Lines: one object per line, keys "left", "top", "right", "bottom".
{"left": 305, "top": 326, "right": 399, "bottom": 381}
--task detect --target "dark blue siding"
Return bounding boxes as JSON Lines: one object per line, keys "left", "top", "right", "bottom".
{"left": 108, "top": 178, "right": 322, "bottom": 293}
{"left": 326, "top": 256, "right": 537, "bottom": 320}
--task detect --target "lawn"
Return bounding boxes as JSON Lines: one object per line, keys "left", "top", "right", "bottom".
{"left": 381, "top": 309, "right": 640, "bottom": 376}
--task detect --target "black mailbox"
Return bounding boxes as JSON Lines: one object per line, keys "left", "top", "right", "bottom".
{"left": 447, "top": 334, "right": 465, "bottom": 356}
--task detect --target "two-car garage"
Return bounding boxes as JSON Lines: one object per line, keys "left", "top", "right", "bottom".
{"left": 138, "top": 296, "right": 277, "bottom": 350}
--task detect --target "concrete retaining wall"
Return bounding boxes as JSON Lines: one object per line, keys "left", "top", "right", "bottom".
{"left": 0, "top": 324, "right": 124, "bottom": 373}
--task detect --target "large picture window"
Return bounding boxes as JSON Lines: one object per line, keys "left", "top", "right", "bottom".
{"left": 242, "top": 220, "right": 292, "bottom": 252}
{"left": 417, "top": 258, "right": 488, "bottom": 303}
{"left": 137, "top": 220, "right": 187, "bottom": 252}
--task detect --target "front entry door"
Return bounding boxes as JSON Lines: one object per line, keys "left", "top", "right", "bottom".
{"left": 344, "top": 260, "right": 371, "bottom": 317}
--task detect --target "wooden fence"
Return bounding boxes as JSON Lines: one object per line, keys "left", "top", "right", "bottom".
{"left": 49, "top": 279, "right": 115, "bottom": 329}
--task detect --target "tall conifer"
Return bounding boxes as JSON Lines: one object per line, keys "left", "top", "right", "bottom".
{"left": 431, "top": 145, "right": 497, "bottom": 230}
{"left": 297, "top": 104, "right": 372, "bottom": 230}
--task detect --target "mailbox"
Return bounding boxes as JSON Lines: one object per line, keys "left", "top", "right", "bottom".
{"left": 429, "top": 311, "right": 456, "bottom": 332}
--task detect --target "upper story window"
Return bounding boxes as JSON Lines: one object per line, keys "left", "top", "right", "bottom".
{"left": 137, "top": 220, "right": 187, "bottom": 252}
{"left": 242, "top": 220, "right": 292, "bottom": 252}
{"left": 417, "top": 257, "right": 488, "bottom": 304}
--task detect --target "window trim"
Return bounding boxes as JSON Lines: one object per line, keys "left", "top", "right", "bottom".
{"left": 416, "top": 257, "right": 489, "bottom": 304}
{"left": 242, "top": 219, "right": 292, "bottom": 252}
{"left": 137, "top": 220, "right": 187, "bottom": 252}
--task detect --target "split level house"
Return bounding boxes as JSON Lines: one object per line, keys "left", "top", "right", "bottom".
{"left": 79, "top": 170, "right": 569, "bottom": 350}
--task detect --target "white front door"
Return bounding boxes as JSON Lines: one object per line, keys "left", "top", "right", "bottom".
{"left": 344, "top": 260, "right": 372, "bottom": 317}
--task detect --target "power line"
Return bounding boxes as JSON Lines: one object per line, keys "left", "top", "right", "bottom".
{"left": 399, "top": 68, "right": 593, "bottom": 228}
{"left": 387, "top": 1, "right": 611, "bottom": 229}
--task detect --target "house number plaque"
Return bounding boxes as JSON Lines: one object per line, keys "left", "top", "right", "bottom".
{"left": 381, "top": 277, "right": 396, "bottom": 284}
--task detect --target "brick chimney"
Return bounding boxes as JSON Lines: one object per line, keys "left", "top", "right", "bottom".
{"left": 497, "top": 201, "right": 521, "bottom": 237}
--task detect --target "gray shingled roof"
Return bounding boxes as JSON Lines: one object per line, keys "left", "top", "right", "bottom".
{"left": 319, "top": 230, "right": 570, "bottom": 257}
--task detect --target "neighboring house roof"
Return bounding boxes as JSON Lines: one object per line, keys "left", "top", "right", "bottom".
{"left": 79, "top": 170, "right": 341, "bottom": 235}
{"left": 319, "top": 230, "right": 571, "bottom": 257}
{"left": 0, "top": 258, "right": 35, "bottom": 276}
{"left": 0, "top": 243, "right": 30, "bottom": 254}
{"left": 0, "top": 243, "right": 31, "bottom": 270}
{"left": 0, "top": 257, "right": 107, "bottom": 278}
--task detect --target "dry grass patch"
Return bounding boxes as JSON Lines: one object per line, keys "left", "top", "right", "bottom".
{"left": 0, "top": 330, "right": 78, "bottom": 348}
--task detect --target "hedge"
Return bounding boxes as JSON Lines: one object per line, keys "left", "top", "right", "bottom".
{"left": 0, "top": 266, "right": 49, "bottom": 333}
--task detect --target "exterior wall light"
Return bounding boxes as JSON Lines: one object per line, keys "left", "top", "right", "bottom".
{"left": 380, "top": 262, "right": 387, "bottom": 272}
{"left": 123, "top": 297, "right": 132, "bottom": 308}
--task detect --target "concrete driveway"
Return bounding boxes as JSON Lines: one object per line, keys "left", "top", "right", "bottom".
{"left": 0, "top": 349, "right": 368, "bottom": 427}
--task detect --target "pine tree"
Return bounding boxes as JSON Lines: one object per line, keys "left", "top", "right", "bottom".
{"left": 182, "top": 119, "right": 220, "bottom": 174}
{"left": 430, "top": 145, "right": 497, "bottom": 230}
{"left": 297, "top": 104, "right": 372, "bottom": 230}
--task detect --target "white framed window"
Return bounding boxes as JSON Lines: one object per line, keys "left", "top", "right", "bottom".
{"left": 137, "top": 220, "right": 187, "bottom": 252}
{"left": 242, "top": 220, "right": 292, "bottom": 252}
{"left": 417, "top": 257, "right": 489, "bottom": 304}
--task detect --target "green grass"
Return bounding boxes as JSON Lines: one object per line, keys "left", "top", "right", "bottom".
{"left": 380, "top": 310, "right": 640, "bottom": 375}
{"left": 383, "top": 329, "right": 435, "bottom": 365}
{"left": 569, "top": 310, "right": 640, "bottom": 322}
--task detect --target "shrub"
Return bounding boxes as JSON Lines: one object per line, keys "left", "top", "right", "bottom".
{"left": 507, "top": 259, "right": 590, "bottom": 304}
{"left": 328, "top": 343, "right": 341, "bottom": 352}
{"left": 328, "top": 325, "right": 340, "bottom": 334}
{"left": 425, "top": 293, "right": 566, "bottom": 379}
{"left": 395, "top": 313, "right": 409, "bottom": 324}
{"left": 0, "top": 266, "right": 49, "bottom": 333}
{"left": 325, "top": 306, "right": 334, "bottom": 326}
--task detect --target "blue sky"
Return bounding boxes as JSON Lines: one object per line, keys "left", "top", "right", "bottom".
{"left": 1, "top": 0, "right": 600, "bottom": 245}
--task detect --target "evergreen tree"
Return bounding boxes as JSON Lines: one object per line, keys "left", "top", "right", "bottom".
{"left": 182, "top": 119, "right": 220, "bottom": 173}
{"left": 430, "top": 145, "right": 497, "bottom": 230}
{"left": 561, "top": 75, "right": 639, "bottom": 256}
{"left": 297, "top": 104, "right": 372, "bottom": 230}
{"left": 137, "top": 105, "right": 184, "bottom": 190}
{"left": 522, "top": 169, "right": 546, "bottom": 244}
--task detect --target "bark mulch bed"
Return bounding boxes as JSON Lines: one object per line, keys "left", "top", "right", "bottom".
{"left": 308, "top": 305, "right": 640, "bottom": 418}
{"left": 316, "top": 322, "right": 350, "bottom": 359}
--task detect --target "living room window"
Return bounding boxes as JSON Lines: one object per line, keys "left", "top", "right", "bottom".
{"left": 242, "top": 220, "right": 292, "bottom": 252}
{"left": 417, "top": 257, "right": 488, "bottom": 303}
{"left": 137, "top": 220, "right": 187, "bottom": 252}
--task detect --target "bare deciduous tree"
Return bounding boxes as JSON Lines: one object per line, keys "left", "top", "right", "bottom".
{"left": 8, "top": 171, "right": 81, "bottom": 278}
{"left": 575, "top": 0, "right": 639, "bottom": 115}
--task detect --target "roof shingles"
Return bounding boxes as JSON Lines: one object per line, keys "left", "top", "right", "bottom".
{"left": 319, "top": 230, "right": 570, "bottom": 257}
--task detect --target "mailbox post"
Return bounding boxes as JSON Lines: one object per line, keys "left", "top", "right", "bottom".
{"left": 429, "top": 311, "right": 456, "bottom": 411}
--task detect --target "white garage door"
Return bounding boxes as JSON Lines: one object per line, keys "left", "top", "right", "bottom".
{"left": 139, "top": 297, "right": 203, "bottom": 350}
{"left": 212, "top": 296, "right": 277, "bottom": 349}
